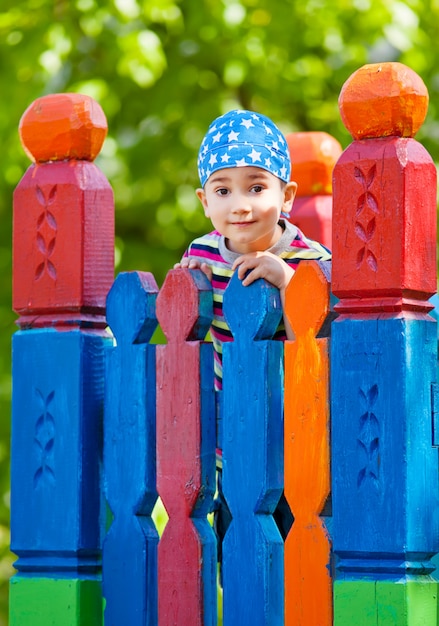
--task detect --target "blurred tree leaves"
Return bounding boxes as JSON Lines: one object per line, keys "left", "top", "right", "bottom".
{"left": 0, "top": 0, "right": 438, "bottom": 622}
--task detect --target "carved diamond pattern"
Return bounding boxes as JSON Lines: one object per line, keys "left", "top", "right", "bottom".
{"left": 354, "top": 165, "right": 378, "bottom": 271}
{"left": 34, "top": 389, "right": 56, "bottom": 488}
{"left": 35, "top": 185, "right": 58, "bottom": 281}
{"left": 357, "top": 384, "right": 380, "bottom": 489}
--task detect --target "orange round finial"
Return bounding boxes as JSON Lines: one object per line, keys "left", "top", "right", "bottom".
{"left": 338, "top": 62, "right": 429, "bottom": 140}
{"left": 286, "top": 131, "right": 342, "bottom": 196}
{"left": 19, "top": 93, "right": 108, "bottom": 163}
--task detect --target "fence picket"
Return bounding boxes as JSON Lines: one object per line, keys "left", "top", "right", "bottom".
{"left": 103, "top": 271, "right": 160, "bottom": 626}
{"left": 222, "top": 272, "right": 284, "bottom": 625}
{"left": 284, "top": 259, "right": 332, "bottom": 626}
{"left": 155, "top": 268, "right": 217, "bottom": 626}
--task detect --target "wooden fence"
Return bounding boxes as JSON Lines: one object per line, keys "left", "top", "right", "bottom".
{"left": 9, "top": 62, "right": 439, "bottom": 625}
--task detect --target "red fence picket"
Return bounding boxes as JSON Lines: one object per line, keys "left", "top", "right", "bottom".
{"left": 155, "top": 269, "right": 217, "bottom": 626}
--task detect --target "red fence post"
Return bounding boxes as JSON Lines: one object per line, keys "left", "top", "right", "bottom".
{"left": 10, "top": 93, "right": 114, "bottom": 625}
{"left": 286, "top": 131, "right": 342, "bottom": 249}
{"left": 13, "top": 93, "right": 113, "bottom": 329}
{"left": 331, "top": 62, "right": 439, "bottom": 624}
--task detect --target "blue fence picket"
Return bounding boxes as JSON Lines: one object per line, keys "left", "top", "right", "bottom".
{"left": 103, "top": 271, "right": 159, "bottom": 626}
{"left": 222, "top": 272, "right": 285, "bottom": 625}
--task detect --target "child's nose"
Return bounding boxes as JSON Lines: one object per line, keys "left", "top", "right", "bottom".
{"left": 231, "top": 193, "right": 251, "bottom": 213}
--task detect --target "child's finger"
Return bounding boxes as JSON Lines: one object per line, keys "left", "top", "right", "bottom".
{"left": 236, "top": 261, "right": 253, "bottom": 280}
{"left": 200, "top": 263, "right": 213, "bottom": 281}
{"left": 241, "top": 266, "right": 261, "bottom": 286}
{"left": 232, "top": 254, "right": 253, "bottom": 272}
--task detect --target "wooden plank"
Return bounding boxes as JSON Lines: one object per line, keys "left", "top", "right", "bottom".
{"left": 283, "top": 259, "right": 332, "bottom": 626}
{"left": 155, "top": 268, "right": 216, "bottom": 626}
{"left": 103, "top": 271, "right": 160, "bottom": 626}
{"left": 221, "top": 273, "right": 284, "bottom": 625}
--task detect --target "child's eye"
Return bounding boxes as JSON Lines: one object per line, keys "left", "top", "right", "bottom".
{"left": 251, "top": 185, "right": 264, "bottom": 193}
{"left": 216, "top": 188, "right": 229, "bottom": 196}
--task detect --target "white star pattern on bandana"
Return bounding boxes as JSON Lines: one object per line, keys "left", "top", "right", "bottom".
{"left": 241, "top": 118, "right": 254, "bottom": 129}
{"left": 197, "top": 109, "right": 291, "bottom": 187}
{"left": 249, "top": 148, "right": 262, "bottom": 163}
{"left": 235, "top": 158, "right": 248, "bottom": 167}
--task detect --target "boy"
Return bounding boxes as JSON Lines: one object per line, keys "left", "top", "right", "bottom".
{"left": 174, "top": 109, "right": 332, "bottom": 548}
{"left": 175, "top": 109, "right": 331, "bottom": 389}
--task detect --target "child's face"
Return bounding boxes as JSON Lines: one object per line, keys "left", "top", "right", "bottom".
{"left": 196, "top": 166, "right": 297, "bottom": 254}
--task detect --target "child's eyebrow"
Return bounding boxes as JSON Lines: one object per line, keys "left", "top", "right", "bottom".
{"left": 247, "top": 172, "right": 270, "bottom": 180}
{"left": 208, "top": 171, "right": 270, "bottom": 185}
{"left": 208, "top": 175, "right": 231, "bottom": 184}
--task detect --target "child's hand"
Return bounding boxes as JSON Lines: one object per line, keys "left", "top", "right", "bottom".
{"left": 173, "top": 258, "right": 213, "bottom": 281}
{"left": 233, "top": 251, "right": 296, "bottom": 340}
{"left": 232, "top": 251, "right": 294, "bottom": 290}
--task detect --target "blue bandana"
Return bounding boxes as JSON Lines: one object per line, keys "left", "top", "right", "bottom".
{"left": 197, "top": 109, "right": 291, "bottom": 187}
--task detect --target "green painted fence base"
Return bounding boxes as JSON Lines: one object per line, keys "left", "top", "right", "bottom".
{"left": 334, "top": 578, "right": 439, "bottom": 626}
{"left": 9, "top": 577, "right": 103, "bottom": 626}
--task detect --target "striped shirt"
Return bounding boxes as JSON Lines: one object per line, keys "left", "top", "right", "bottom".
{"left": 183, "top": 219, "right": 331, "bottom": 389}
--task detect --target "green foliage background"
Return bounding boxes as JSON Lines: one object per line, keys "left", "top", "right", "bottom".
{"left": 0, "top": 0, "right": 438, "bottom": 622}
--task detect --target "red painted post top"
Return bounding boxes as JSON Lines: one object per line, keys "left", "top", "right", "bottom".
{"left": 338, "top": 62, "right": 428, "bottom": 140}
{"left": 13, "top": 93, "right": 114, "bottom": 329}
{"left": 287, "top": 131, "right": 342, "bottom": 197}
{"left": 286, "top": 131, "right": 342, "bottom": 248}
{"left": 19, "top": 93, "right": 107, "bottom": 163}
{"left": 332, "top": 62, "right": 436, "bottom": 314}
